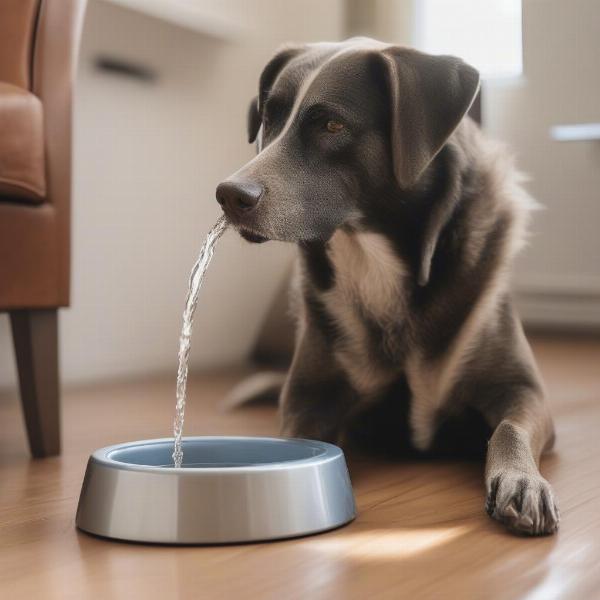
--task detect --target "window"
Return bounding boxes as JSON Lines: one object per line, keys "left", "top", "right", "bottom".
{"left": 414, "top": 0, "right": 523, "bottom": 78}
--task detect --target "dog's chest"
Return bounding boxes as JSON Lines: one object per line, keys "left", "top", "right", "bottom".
{"left": 321, "top": 230, "right": 407, "bottom": 395}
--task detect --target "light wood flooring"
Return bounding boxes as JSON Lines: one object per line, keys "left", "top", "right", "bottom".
{"left": 1, "top": 333, "right": 599, "bottom": 599}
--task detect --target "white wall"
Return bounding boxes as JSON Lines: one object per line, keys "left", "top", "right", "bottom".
{"left": 0, "top": 0, "right": 344, "bottom": 388}
{"left": 5, "top": 0, "right": 594, "bottom": 392}
{"left": 359, "top": 0, "right": 600, "bottom": 328}
{"left": 484, "top": 0, "right": 600, "bottom": 327}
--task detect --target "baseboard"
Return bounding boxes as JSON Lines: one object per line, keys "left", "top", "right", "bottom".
{"left": 516, "top": 288, "right": 600, "bottom": 330}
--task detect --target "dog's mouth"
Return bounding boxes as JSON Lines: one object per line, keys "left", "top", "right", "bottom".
{"left": 239, "top": 227, "right": 269, "bottom": 244}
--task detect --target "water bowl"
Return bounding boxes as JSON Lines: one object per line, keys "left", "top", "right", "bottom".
{"left": 75, "top": 436, "right": 356, "bottom": 544}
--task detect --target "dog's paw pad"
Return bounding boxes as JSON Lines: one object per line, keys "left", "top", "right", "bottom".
{"left": 485, "top": 472, "right": 559, "bottom": 536}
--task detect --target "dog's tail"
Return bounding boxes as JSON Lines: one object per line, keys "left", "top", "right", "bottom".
{"left": 220, "top": 371, "right": 287, "bottom": 411}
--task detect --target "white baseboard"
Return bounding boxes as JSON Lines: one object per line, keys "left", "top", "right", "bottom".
{"left": 513, "top": 271, "right": 600, "bottom": 329}
{"left": 515, "top": 287, "right": 600, "bottom": 330}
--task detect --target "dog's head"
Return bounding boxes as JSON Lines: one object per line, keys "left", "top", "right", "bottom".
{"left": 216, "top": 38, "right": 479, "bottom": 247}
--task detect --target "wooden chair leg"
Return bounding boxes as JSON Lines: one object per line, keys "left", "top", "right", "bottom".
{"left": 10, "top": 309, "right": 61, "bottom": 457}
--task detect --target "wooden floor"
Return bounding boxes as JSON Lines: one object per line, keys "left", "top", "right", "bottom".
{"left": 1, "top": 333, "right": 599, "bottom": 599}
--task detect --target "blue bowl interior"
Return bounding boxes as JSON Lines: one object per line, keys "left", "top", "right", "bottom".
{"left": 106, "top": 438, "right": 328, "bottom": 468}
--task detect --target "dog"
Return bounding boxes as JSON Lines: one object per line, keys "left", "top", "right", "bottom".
{"left": 216, "top": 38, "right": 559, "bottom": 536}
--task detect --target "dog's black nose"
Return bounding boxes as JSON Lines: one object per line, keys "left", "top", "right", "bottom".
{"left": 216, "top": 180, "right": 263, "bottom": 215}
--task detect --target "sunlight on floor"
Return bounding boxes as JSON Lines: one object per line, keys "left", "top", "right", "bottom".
{"left": 308, "top": 525, "right": 470, "bottom": 560}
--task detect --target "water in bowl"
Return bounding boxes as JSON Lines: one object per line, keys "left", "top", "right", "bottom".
{"left": 172, "top": 215, "right": 228, "bottom": 467}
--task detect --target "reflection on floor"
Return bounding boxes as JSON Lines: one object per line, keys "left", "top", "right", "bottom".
{"left": 1, "top": 333, "right": 599, "bottom": 599}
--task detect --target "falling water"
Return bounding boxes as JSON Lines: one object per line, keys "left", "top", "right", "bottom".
{"left": 172, "top": 215, "right": 228, "bottom": 468}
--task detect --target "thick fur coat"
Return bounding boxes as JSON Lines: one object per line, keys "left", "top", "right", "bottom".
{"left": 217, "top": 38, "right": 559, "bottom": 535}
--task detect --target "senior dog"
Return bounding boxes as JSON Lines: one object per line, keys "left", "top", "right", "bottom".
{"left": 216, "top": 38, "right": 558, "bottom": 536}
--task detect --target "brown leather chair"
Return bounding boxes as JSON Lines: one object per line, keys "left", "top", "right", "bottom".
{"left": 0, "top": 0, "right": 86, "bottom": 457}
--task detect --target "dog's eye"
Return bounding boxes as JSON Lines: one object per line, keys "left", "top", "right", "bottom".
{"left": 326, "top": 120, "right": 344, "bottom": 133}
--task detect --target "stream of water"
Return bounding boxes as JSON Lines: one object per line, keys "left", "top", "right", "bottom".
{"left": 172, "top": 215, "right": 228, "bottom": 468}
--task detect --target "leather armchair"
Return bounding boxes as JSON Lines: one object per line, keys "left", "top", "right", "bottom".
{"left": 0, "top": 0, "right": 86, "bottom": 456}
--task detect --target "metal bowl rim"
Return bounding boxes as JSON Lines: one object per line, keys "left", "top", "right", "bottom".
{"left": 90, "top": 436, "right": 344, "bottom": 475}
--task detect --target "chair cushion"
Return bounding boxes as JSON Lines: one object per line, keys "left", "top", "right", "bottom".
{"left": 0, "top": 82, "right": 46, "bottom": 203}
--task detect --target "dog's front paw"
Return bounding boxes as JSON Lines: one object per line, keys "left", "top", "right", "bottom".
{"left": 485, "top": 471, "right": 560, "bottom": 536}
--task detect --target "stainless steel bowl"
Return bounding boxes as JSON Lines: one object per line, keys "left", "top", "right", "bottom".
{"left": 75, "top": 436, "right": 356, "bottom": 544}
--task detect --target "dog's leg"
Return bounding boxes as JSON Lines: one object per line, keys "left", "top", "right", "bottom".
{"left": 280, "top": 323, "right": 355, "bottom": 443}
{"left": 484, "top": 393, "right": 559, "bottom": 535}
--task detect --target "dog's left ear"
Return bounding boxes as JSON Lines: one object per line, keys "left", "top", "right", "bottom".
{"left": 247, "top": 45, "right": 304, "bottom": 144}
{"left": 247, "top": 96, "right": 261, "bottom": 144}
{"left": 378, "top": 47, "right": 479, "bottom": 286}
{"left": 379, "top": 47, "right": 480, "bottom": 190}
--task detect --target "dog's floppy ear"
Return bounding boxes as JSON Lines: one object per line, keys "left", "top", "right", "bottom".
{"left": 377, "top": 47, "right": 479, "bottom": 286}
{"left": 379, "top": 47, "right": 480, "bottom": 189}
{"left": 247, "top": 96, "right": 261, "bottom": 144}
{"left": 247, "top": 45, "right": 303, "bottom": 144}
